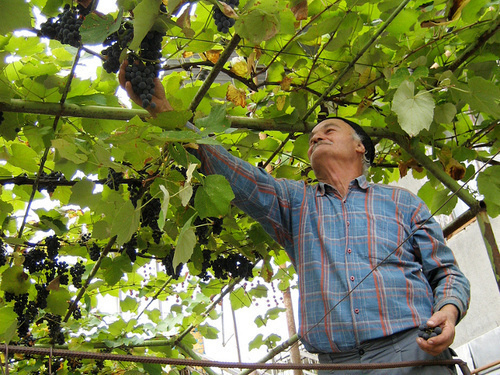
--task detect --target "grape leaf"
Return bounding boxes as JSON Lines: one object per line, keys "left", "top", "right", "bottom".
{"left": 46, "top": 288, "right": 71, "bottom": 316}
{"left": 0, "top": 0, "right": 31, "bottom": 35}
{"left": 110, "top": 200, "right": 141, "bottom": 246}
{"left": 173, "top": 215, "right": 196, "bottom": 268}
{"left": 392, "top": 80, "right": 435, "bottom": 136}
{"left": 129, "top": 0, "right": 162, "bottom": 52}
{"left": 477, "top": 166, "right": 500, "bottom": 218}
{"left": 194, "top": 175, "right": 235, "bottom": 219}
{"left": 0, "top": 266, "right": 31, "bottom": 295}
{"left": 0, "top": 306, "right": 17, "bottom": 343}
{"left": 235, "top": 8, "right": 280, "bottom": 45}
{"left": 80, "top": 10, "right": 123, "bottom": 45}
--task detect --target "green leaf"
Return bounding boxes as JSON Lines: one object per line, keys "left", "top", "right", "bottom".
{"left": 110, "top": 200, "right": 141, "bottom": 246}
{"left": 229, "top": 286, "right": 251, "bottom": 310}
{"left": 174, "top": 215, "right": 196, "bottom": 268}
{"left": 417, "top": 181, "right": 457, "bottom": 216}
{"left": 248, "top": 333, "right": 265, "bottom": 350}
{"left": 235, "top": 8, "right": 280, "bottom": 45}
{"left": 9, "top": 143, "right": 39, "bottom": 173}
{"left": 158, "top": 185, "right": 170, "bottom": 229}
{"left": 0, "top": 306, "right": 18, "bottom": 343}
{"left": 80, "top": 10, "right": 123, "bottom": 45}
{"left": 142, "top": 363, "right": 163, "bottom": 375}
{"left": 1, "top": 266, "right": 30, "bottom": 295}
{"left": 434, "top": 103, "right": 456, "bottom": 124}
{"left": 46, "top": 288, "right": 71, "bottom": 316}
{"left": 467, "top": 77, "right": 500, "bottom": 117}
{"left": 129, "top": 0, "right": 162, "bottom": 52}
{"left": 69, "top": 180, "right": 99, "bottom": 208}
{"left": 477, "top": 166, "right": 500, "bottom": 218}
{"left": 392, "top": 80, "right": 435, "bottom": 136}
{"left": 194, "top": 175, "right": 235, "bottom": 219}
{"left": 195, "top": 103, "right": 230, "bottom": 134}
{"left": 147, "top": 110, "right": 193, "bottom": 130}
{"left": 120, "top": 296, "right": 138, "bottom": 312}
{"left": 0, "top": 0, "right": 32, "bottom": 35}
{"left": 52, "top": 139, "right": 88, "bottom": 164}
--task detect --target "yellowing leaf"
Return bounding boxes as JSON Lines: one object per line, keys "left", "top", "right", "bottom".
{"left": 203, "top": 50, "right": 221, "bottom": 64}
{"left": 230, "top": 60, "right": 248, "bottom": 78}
{"left": 281, "top": 76, "right": 292, "bottom": 91}
{"left": 226, "top": 84, "right": 247, "bottom": 108}
{"left": 276, "top": 96, "right": 286, "bottom": 111}
{"left": 392, "top": 80, "right": 435, "bottom": 136}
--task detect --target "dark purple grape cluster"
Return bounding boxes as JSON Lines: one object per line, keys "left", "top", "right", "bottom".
{"left": 70, "top": 261, "right": 85, "bottom": 288}
{"left": 128, "top": 180, "right": 143, "bottom": 208}
{"left": 37, "top": 171, "right": 67, "bottom": 194}
{"left": 88, "top": 243, "right": 101, "bottom": 261}
{"left": 39, "top": 4, "right": 84, "bottom": 47}
{"left": 45, "top": 313, "right": 65, "bottom": 345}
{"left": 162, "top": 248, "right": 183, "bottom": 279}
{"left": 213, "top": 0, "right": 238, "bottom": 34}
{"left": 122, "top": 235, "right": 137, "bottom": 262}
{"left": 104, "top": 168, "right": 124, "bottom": 191}
{"left": 418, "top": 323, "right": 442, "bottom": 340}
{"left": 101, "top": 24, "right": 133, "bottom": 73}
{"left": 124, "top": 30, "right": 164, "bottom": 109}
{"left": 0, "top": 239, "right": 6, "bottom": 267}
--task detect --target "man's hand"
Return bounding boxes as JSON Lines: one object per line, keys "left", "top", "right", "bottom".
{"left": 118, "top": 60, "right": 173, "bottom": 117}
{"left": 417, "top": 304, "right": 459, "bottom": 356}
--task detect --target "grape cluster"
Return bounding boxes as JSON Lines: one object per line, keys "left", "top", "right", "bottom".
{"left": 37, "top": 171, "right": 67, "bottom": 194}
{"left": 162, "top": 248, "right": 183, "bottom": 279}
{"left": 45, "top": 313, "right": 65, "bottom": 345}
{"left": 101, "top": 24, "right": 133, "bottom": 73}
{"left": 128, "top": 180, "right": 143, "bottom": 208}
{"left": 202, "top": 252, "right": 254, "bottom": 281}
{"left": 104, "top": 168, "right": 124, "bottom": 191}
{"left": 89, "top": 243, "right": 101, "bottom": 261}
{"left": 418, "top": 323, "right": 442, "bottom": 340}
{"left": 0, "top": 239, "right": 7, "bottom": 267}
{"left": 124, "top": 30, "right": 164, "bottom": 109}
{"left": 213, "top": 0, "right": 239, "bottom": 34}
{"left": 39, "top": 4, "right": 84, "bottom": 47}
{"left": 122, "top": 235, "right": 137, "bottom": 262}
{"left": 70, "top": 261, "right": 85, "bottom": 289}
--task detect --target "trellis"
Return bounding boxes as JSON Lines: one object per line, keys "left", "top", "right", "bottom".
{"left": 0, "top": 0, "right": 499, "bottom": 373}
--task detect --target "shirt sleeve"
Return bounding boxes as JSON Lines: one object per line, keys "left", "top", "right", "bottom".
{"left": 190, "top": 143, "right": 296, "bottom": 250}
{"left": 410, "top": 199, "right": 471, "bottom": 322}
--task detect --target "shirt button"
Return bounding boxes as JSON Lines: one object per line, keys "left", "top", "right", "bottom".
{"left": 347, "top": 248, "right": 352, "bottom": 253}
{"left": 359, "top": 348, "right": 365, "bottom": 355}
{"left": 350, "top": 276, "right": 355, "bottom": 281}
{"left": 346, "top": 221, "right": 350, "bottom": 226}
{"left": 354, "top": 308, "right": 359, "bottom": 314}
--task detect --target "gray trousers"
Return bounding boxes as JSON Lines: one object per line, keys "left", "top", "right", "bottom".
{"left": 317, "top": 328, "right": 457, "bottom": 374}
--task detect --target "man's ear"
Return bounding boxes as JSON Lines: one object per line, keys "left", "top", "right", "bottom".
{"left": 355, "top": 141, "right": 366, "bottom": 156}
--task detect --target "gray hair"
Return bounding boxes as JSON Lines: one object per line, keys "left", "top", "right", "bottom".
{"left": 352, "top": 131, "right": 371, "bottom": 176}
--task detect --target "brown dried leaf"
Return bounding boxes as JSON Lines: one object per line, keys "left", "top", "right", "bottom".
{"left": 226, "top": 84, "right": 247, "bottom": 108}
{"left": 220, "top": 2, "right": 239, "bottom": 19}
{"left": 445, "top": 159, "right": 466, "bottom": 180}
{"left": 291, "top": 0, "right": 308, "bottom": 21}
{"left": 231, "top": 60, "right": 249, "bottom": 78}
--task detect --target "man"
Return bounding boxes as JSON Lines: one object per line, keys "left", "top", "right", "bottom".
{"left": 119, "top": 63, "right": 470, "bottom": 374}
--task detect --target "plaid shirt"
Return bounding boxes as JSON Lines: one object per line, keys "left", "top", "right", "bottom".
{"left": 193, "top": 144, "right": 470, "bottom": 352}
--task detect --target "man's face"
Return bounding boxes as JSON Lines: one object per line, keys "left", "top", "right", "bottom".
{"left": 307, "top": 119, "right": 364, "bottom": 172}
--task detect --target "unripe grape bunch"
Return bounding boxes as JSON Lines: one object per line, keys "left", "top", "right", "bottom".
{"left": 213, "top": 0, "right": 239, "bottom": 34}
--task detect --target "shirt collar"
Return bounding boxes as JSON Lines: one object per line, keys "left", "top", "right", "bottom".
{"left": 316, "top": 175, "right": 369, "bottom": 196}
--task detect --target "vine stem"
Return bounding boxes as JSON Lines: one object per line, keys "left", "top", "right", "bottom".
{"left": 136, "top": 276, "right": 173, "bottom": 321}
{"left": 188, "top": 33, "right": 241, "bottom": 113}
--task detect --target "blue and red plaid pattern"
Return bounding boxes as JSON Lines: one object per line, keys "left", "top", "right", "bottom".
{"left": 193, "top": 144, "right": 470, "bottom": 353}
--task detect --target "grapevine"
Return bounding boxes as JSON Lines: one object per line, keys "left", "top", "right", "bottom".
{"left": 101, "top": 23, "right": 134, "bottom": 74}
